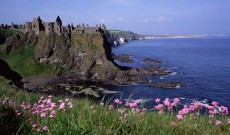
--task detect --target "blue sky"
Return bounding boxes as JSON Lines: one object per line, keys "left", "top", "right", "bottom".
{"left": 0, "top": 0, "right": 230, "bottom": 35}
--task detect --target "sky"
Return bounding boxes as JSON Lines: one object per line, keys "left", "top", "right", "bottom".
{"left": 0, "top": 0, "right": 230, "bottom": 35}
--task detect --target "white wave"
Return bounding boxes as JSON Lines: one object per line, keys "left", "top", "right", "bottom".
{"left": 175, "top": 85, "right": 181, "bottom": 88}
{"left": 170, "top": 72, "right": 177, "bottom": 75}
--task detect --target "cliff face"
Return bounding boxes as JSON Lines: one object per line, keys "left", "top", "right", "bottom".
{"left": 33, "top": 31, "right": 129, "bottom": 83}
{"left": 108, "top": 30, "right": 140, "bottom": 46}
{"left": 0, "top": 29, "right": 135, "bottom": 85}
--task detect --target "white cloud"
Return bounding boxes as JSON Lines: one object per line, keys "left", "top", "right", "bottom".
{"left": 143, "top": 17, "right": 174, "bottom": 23}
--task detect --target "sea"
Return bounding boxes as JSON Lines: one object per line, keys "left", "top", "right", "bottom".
{"left": 109, "top": 37, "right": 230, "bottom": 108}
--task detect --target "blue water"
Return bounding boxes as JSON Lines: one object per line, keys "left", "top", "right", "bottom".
{"left": 110, "top": 37, "right": 230, "bottom": 108}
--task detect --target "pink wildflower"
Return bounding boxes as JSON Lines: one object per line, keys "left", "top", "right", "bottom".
{"left": 109, "top": 105, "right": 114, "bottom": 110}
{"left": 189, "top": 105, "right": 195, "bottom": 111}
{"left": 15, "top": 110, "right": 19, "bottom": 113}
{"left": 2, "top": 98, "right": 9, "bottom": 105}
{"left": 68, "top": 102, "right": 73, "bottom": 109}
{"left": 43, "top": 99, "right": 47, "bottom": 103}
{"left": 212, "top": 101, "right": 218, "bottom": 106}
{"left": 58, "top": 102, "right": 65, "bottom": 110}
{"left": 59, "top": 100, "right": 63, "bottom": 103}
{"left": 124, "top": 113, "right": 128, "bottom": 118}
{"left": 17, "top": 113, "right": 22, "bottom": 116}
{"left": 194, "top": 102, "right": 202, "bottom": 110}
{"left": 90, "top": 105, "right": 94, "bottom": 109}
{"left": 176, "top": 114, "right": 183, "bottom": 120}
{"left": 155, "top": 98, "right": 160, "bottom": 103}
{"left": 43, "top": 126, "right": 48, "bottom": 131}
{"left": 171, "top": 103, "right": 176, "bottom": 107}
{"left": 49, "top": 114, "right": 54, "bottom": 118}
{"left": 207, "top": 105, "right": 213, "bottom": 110}
{"left": 129, "top": 102, "right": 137, "bottom": 108}
{"left": 50, "top": 110, "right": 56, "bottom": 115}
{"left": 114, "top": 99, "right": 120, "bottom": 104}
{"left": 40, "top": 112, "right": 46, "bottom": 118}
{"left": 182, "top": 108, "right": 190, "bottom": 114}
{"left": 178, "top": 110, "right": 184, "bottom": 115}
{"left": 46, "top": 99, "right": 52, "bottom": 104}
{"left": 215, "top": 120, "right": 221, "bottom": 126}
{"left": 136, "top": 108, "right": 140, "bottom": 113}
{"left": 171, "top": 122, "right": 177, "bottom": 126}
{"left": 32, "top": 124, "right": 37, "bottom": 128}
{"left": 48, "top": 95, "right": 53, "bottom": 98}
{"left": 155, "top": 104, "right": 164, "bottom": 110}
{"left": 40, "top": 96, "right": 44, "bottom": 100}
{"left": 173, "top": 98, "right": 180, "bottom": 104}
{"left": 119, "top": 101, "right": 123, "bottom": 105}
{"left": 50, "top": 102, "right": 56, "bottom": 108}
{"left": 125, "top": 102, "right": 130, "bottom": 106}
{"left": 220, "top": 106, "right": 228, "bottom": 115}
{"left": 227, "top": 118, "right": 230, "bottom": 124}
{"left": 37, "top": 128, "right": 41, "bottom": 132}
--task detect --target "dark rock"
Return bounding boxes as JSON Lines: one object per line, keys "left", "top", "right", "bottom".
{"left": 147, "top": 82, "right": 185, "bottom": 88}
{"left": 113, "top": 54, "right": 134, "bottom": 62}
{"left": 143, "top": 58, "right": 162, "bottom": 64}
{"left": 0, "top": 35, "right": 6, "bottom": 44}
{"left": 129, "top": 65, "right": 170, "bottom": 77}
{"left": 4, "top": 34, "right": 21, "bottom": 53}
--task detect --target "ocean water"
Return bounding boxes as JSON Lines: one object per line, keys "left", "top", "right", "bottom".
{"left": 109, "top": 37, "right": 230, "bottom": 108}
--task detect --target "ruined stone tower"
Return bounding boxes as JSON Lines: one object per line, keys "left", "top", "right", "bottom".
{"left": 32, "top": 16, "right": 45, "bottom": 35}
{"left": 45, "top": 22, "right": 54, "bottom": 35}
{"left": 54, "top": 16, "right": 62, "bottom": 35}
{"left": 25, "top": 22, "right": 32, "bottom": 32}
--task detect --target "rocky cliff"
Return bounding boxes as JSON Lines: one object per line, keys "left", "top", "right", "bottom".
{"left": 0, "top": 29, "right": 134, "bottom": 85}
{"left": 107, "top": 30, "right": 139, "bottom": 46}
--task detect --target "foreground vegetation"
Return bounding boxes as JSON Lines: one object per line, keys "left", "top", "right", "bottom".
{"left": 0, "top": 86, "right": 229, "bottom": 135}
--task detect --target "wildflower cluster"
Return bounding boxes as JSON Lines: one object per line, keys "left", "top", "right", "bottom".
{"left": 108, "top": 99, "right": 146, "bottom": 121}
{"left": 154, "top": 98, "right": 230, "bottom": 126}
{"left": 2, "top": 96, "right": 73, "bottom": 133}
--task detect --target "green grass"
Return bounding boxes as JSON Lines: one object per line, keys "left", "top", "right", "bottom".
{"left": 0, "top": 87, "right": 229, "bottom": 135}
{"left": 0, "top": 76, "right": 9, "bottom": 88}
{"left": 0, "top": 44, "right": 56, "bottom": 77}
{"left": 0, "top": 28, "right": 23, "bottom": 38}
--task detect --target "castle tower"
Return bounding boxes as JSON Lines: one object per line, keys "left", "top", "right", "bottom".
{"left": 102, "top": 24, "right": 106, "bottom": 33}
{"left": 0, "top": 24, "right": 4, "bottom": 28}
{"left": 45, "top": 22, "right": 54, "bottom": 35}
{"left": 54, "top": 16, "right": 62, "bottom": 35}
{"left": 25, "top": 22, "right": 32, "bottom": 32}
{"left": 32, "top": 16, "right": 45, "bottom": 35}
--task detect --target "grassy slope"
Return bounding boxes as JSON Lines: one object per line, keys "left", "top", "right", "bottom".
{"left": 0, "top": 87, "right": 230, "bottom": 135}
{"left": 109, "top": 30, "right": 136, "bottom": 39}
{"left": 0, "top": 44, "right": 56, "bottom": 77}
{"left": 0, "top": 29, "right": 58, "bottom": 88}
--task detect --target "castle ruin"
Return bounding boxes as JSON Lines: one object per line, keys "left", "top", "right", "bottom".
{"left": 0, "top": 16, "right": 107, "bottom": 35}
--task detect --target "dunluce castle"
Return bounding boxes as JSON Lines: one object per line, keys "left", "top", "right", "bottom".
{"left": 0, "top": 16, "right": 107, "bottom": 35}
